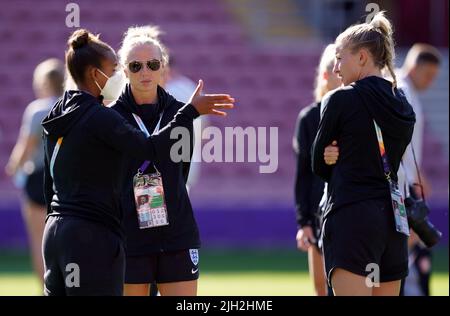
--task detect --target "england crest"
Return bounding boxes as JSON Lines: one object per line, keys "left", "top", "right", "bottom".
{"left": 189, "top": 249, "right": 199, "bottom": 265}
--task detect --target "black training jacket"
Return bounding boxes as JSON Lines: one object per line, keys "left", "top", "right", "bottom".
{"left": 41, "top": 90, "right": 199, "bottom": 237}
{"left": 110, "top": 84, "right": 200, "bottom": 255}
{"left": 293, "top": 102, "right": 325, "bottom": 228}
{"left": 312, "top": 76, "right": 415, "bottom": 218}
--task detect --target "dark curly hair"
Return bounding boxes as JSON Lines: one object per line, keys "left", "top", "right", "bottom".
{"left": 65, "top": 29, "right": 115, "bottom": 85}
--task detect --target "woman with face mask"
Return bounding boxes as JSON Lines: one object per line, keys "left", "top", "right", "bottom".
{"left": 109, "top": 25, "right": 217, "bottom": 296}
{"left": 311, "top": 12, "right": 415, "bottom": 296}
{"left": 41, "top": 29, "right": 234, "bottom": 296}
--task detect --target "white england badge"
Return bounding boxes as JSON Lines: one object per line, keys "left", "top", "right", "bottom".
{"left": 189, "top": 249, "right": 199, "bottom": 265}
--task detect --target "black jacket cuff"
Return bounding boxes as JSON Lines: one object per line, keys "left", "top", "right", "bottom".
{"left": 182, "top": 103, "right": 200, "bottom": 119}
{"left": 297, "top": 218, "right": 314, "bottom": 228}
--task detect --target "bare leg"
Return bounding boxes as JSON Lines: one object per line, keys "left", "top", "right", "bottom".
{"left": 123, "top": 283, "right": 150, "bottom": 296}
{"left": 308, "top": 246, "right": 328, "bottom": 296}
{"left": 373, "top": 280, "right": 401, "bottom": 296}
{"left": 158, "top": 280, "right": 197, "bottom": 296}
{"left": 22, "top": 199, "right": 46, "bottom": 285}
{"left": 331, "top": 268, "right": 373, "bottom": 296}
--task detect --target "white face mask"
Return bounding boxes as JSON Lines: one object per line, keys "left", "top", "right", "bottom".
{"left": 94, "top": 68, "right": 127, "bottom": 102}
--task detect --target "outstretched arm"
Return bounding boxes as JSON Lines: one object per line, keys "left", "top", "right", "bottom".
{"left": 90, "top": 80, "right": 235, "bottom": 163}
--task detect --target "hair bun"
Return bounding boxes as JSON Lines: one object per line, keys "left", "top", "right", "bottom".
{"left": 369, "top": 11, "right": 393, "bottom": 37}
{"left": 69, "top": 29, "right": 90, "bottom": 50}
{"left": 371, "top": 19, "right": 381, "bottom": 30}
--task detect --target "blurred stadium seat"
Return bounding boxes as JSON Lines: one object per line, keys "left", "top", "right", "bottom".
{"left": 0, "top": 0, "right": 448, "bottom": 247}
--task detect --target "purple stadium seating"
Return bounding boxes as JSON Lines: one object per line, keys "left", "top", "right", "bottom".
{"left": 0, "top": 0, "right": 447, "bottom": 212}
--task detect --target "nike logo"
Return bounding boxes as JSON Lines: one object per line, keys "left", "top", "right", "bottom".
{"left": 191, "top": 268, "right": 199, "bottom": 274}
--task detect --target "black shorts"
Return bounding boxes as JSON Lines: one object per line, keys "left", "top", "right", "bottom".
{"left": 43, "top": 216, "right": 125, "bottom": 296}
{"left": 322, "top": 198, "right": 408, "bottom": 288}
{"left": 125, "top": 249, "right": 200, "bottom": 284}
{"left": 24, "top": 168, "right": 46, "bottom": 206}
{"left": 312, "top": 211, "right": 324, "bottom": 250}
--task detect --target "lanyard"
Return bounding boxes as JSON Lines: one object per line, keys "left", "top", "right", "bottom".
{"left": 132, "top": 112, "right": 163, "bottom": 137}
{"left": 373, "top": 121, "right": 392, "bottom": 181}
{"left": 401, "top": 145, "right": 426, "bottom": 201}
{"left": 49, "top": 137, "right": 63, "bottom": 192}
{"left": 132, "top": 112, "right": 163, "bottom": 174}
{"left": 50, "top": 137, "right": 63, "bottom": 180}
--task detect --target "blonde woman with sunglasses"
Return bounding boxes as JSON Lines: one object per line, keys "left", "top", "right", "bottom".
{"left": 111, "top": 26, "right": 223, "bottom": 296}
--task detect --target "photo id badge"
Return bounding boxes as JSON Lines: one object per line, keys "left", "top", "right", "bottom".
{"left": 133, "top": 172, "right": 169, "bottom": 229}
{"left": 389, "top": 180, "right": 410, "bottom": 236}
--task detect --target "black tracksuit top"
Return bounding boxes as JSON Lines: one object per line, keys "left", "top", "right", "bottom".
{"left": 41, "top": 90, "right": 199, "bottom": 238}
{"left": 312, "top": 76, "right": 415, "bottom": 218}
{"left": 111, "top": 84, "right": 200, "bottom": 255}
{"left": 293, "top": 102, "right": 325, "bottom": 228}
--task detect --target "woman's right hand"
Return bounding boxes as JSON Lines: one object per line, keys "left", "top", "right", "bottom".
{"left": 4, "top": 162, "right": 15, "bottom": 177}
{"left": 296, "top": 226, "right": 317, "bottom": 252}
{"left": 188, "top": 80, "right": 235, "bottom": 116}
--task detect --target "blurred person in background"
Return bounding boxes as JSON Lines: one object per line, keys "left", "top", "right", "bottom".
{"left": 397, "top": 43, "right": 441, "bottom": 199}
{"left": 312, "top": 12, "right": 415, "bottom": 296}
{"left": 5, "top": 58, "right": 64, "bottom": 286}
{"left": 293, "top": 44, "right": 341, "bottom": 296}
{"left": 41, "top": 29, "right": 234, "bottom": 296}
{"left": 397, "top": 43, "right": 442, "bottom": 296}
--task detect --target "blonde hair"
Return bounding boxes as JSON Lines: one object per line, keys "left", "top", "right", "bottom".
{"left": 33, "top": 58, "right": 64, "bottom": 96}
{"left": 118, "top": 25, "right": 169, "bottom": 66}
{"left": 314, "top": 44, "right": 336, "bottom": 102}
{"left": 336, "top": 11, "right": 397, "bottom": 87}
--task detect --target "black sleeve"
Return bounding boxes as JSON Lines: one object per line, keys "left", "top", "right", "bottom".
{"left": 161, "top": 100, "right": 194, "bottom": 183}
{"left": 43, "top": 137, "right": 54, "bottom": 215}
{"left": 175, "top": 100, "right": 194, "bottom": 183}
{"left": 293, "top": 110, "right": 315, "bottom": 227}
{"left": 88, "top": 103, "right": 199, "bottom": 163}
{"left": 312, "top": 92, "right": 341, "bottom": 182}
{"left": 181, "top": 119, "right": 194, "bottom": 184}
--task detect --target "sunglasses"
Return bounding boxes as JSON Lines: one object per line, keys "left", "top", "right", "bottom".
{"left": 127, "top": 59, "right": 161, "bottom": 73}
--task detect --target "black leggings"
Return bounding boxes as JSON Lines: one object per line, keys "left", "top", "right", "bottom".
{"left": 42, "top": 215, "right": 125, "bottom": 296}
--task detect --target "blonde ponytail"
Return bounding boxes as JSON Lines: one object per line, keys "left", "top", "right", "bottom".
{"left": 369, "top": 12, "right": 397, "bottom": 87}
{"left": 336, "top": 11, "right": 397, "bottom": 88}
